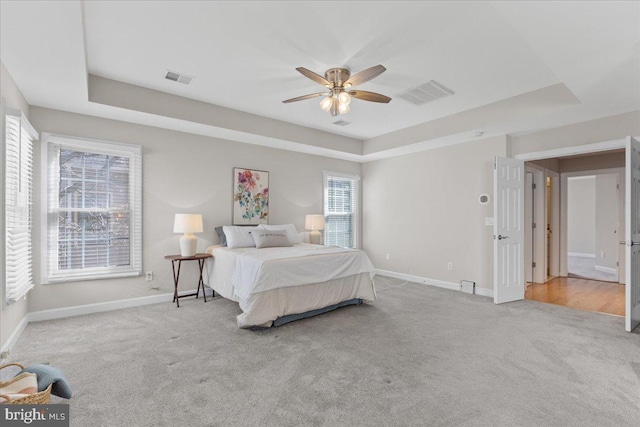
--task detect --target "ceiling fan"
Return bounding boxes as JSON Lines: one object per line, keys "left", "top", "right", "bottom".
{"left": 283, "top": 65, "right": 391, "bottom": 116}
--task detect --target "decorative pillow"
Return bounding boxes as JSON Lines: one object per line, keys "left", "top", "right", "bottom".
{"left": 250, "top": 230, "right": 292, "bottom": 249}
{"left": 214, "top": 226, "right": 227, "bottom": 247}
{"left": 257, "top": 224, "right": 301, "bottom": 245}
{"left": 19, "top": 364, "right": 72, "bottom": 399}
{"left": 222, "top": 225, "right": 257, "bottom": 248}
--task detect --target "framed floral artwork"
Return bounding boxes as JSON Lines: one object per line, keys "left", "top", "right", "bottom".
{"left": 232, "top": 167, "right": 269, "bottom": 225}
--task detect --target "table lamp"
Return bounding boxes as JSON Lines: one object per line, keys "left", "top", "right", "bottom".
{"left": 173, "top": 214, "right": 203, "bottom": 256}
{"left": 305, "top": 214, "right": 325, "bottom": 245}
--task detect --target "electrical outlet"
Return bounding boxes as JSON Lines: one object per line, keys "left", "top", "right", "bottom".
{"left": 1, "top": 351, "right": 9, "bottom": 360}
{"left": 385, "top": 253, "right": 390, "bottom": 261}
{"left": 447, "top": 262, "right": 453, "bottom": 271}
{"left": 145, "top": 271, "right": 154, "bottom": 281}
{"left": 600, "top": 251, "right": 605, "bottom": 258}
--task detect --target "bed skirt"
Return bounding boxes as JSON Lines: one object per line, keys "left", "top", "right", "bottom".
{"left": 271, "top": 298, "right": 363, "bottom": 327}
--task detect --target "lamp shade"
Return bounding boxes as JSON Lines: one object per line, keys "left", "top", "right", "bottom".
{"left": 173, "top": 214, "right": 203, "bottom": 234}
{"left": 305, "top": 215, "right": 325, "bottom": 231}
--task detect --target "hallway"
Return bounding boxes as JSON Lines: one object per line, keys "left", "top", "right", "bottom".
{"left": 525, "top": 277, "right": 624, "bottom": 316}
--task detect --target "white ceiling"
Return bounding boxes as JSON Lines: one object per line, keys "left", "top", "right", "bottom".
{"left": 1, "top": 1, "right": 639, "bottom": 160}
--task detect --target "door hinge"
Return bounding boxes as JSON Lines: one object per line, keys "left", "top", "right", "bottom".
{"left": 532, "top": 262, "right": 536, "bottom": 268}
{"left": 532, "top": 222, "right": 537, "bottom": 229}
{"left": 617, "top": 184, "right": 620, "bottom": 189}
{"left": 532, "top": 183, "right": 537, "bottom": 190}
{"left": 617, "top": 261, "right": 620, "bottom": 267}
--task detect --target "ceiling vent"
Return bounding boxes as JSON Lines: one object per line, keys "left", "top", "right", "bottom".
{"left": 333, "top": 120, "right": 351, "bottom": 126}
{"left": 397, "top": 80, "right": 454, "bottom": 105}
{"left": 165, "top": 70, "right": 193, "bottom": 85}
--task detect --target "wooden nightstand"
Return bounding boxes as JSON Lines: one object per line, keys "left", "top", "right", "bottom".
{"left": 164, "top": 253, "right": 213, "bottom": 307}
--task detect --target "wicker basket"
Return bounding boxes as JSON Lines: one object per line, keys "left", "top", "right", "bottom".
{"left": 0, "top": 363, "right": 52, "bottom": 404}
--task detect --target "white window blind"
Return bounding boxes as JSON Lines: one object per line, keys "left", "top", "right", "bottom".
{"left": 43, "top": 135, "right": 142, "bottom": 282}
{"left": 324, "top": 171, "right": 358, "bottom": 248}
{"left": 4, "top": 111, "right": 38, "bottom": 303}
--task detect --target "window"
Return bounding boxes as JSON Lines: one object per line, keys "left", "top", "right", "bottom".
{"left": 324, "top": 171, "right": 358, "bottom": 248}
{"left": 4, "top": 110, "right": 37, "bottom": 303}
{"left": 43, "top": 134, "right": 142, "bottom": 282}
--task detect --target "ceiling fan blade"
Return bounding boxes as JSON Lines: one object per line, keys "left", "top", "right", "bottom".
{"left": 344, "top": 65, "right": 386, "bottom": 87}
{"left": 282, "top": 92, "right": 330, "bottom": 103}
{"left": 349, "top": 90, "right": 392, "bottom": 103}
{"left": 296, "top": 67, "right": 331, "bottom": 87}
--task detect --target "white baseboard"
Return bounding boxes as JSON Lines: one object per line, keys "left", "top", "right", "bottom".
{"left": 568, "top": 252, "right": 596, "bottom": 259}
{"left": 1, "top": 288, "right": 214, "bottom": 357}
{"left": 474, "top": 287, "right": 494, "bottom": 298}
{"left": 594, "top": 265, "right": 618, "bottom": 275}
{"left": 0, "top": 315, "right": 29, "bottom": 356}
{"left": 375, "top": 269, "right": 493, "bottom": 298}
{"left": 29, "top": 288, "right": 214, "bottom": 322}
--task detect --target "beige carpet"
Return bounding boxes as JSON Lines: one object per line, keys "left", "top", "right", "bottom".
{"left": 6, "top": 275, "right": 640, "bottom": 426}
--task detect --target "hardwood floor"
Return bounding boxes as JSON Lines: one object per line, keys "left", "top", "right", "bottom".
{"left": 525, "top": 277, "right": 625, "bottom": 316}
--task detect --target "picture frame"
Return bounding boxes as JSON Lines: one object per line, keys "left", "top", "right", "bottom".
{"left": 232, "top": 167, "right": 269, "bottom": 225}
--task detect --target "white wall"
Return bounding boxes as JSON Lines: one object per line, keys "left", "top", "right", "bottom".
{"left": 567, "top": 176, "right": 596, "bottom": 255}
{"left": 27, "top": 107, "right": 362, "bottom": 313}
{"left": 362, "top": 135, "right": 507, "bottom": 291}
{"left": 1, "top": 61, "right": 30, "bottom": 351}
{"left": 510, "top": 110, "right": 640, "bottom": 156}
{"left": 595, "top": 174, "right": 620, "bottom": 270}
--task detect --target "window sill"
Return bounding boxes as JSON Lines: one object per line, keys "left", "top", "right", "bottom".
{"left": 44, "top": 271, "right": 141, "bottom": 284}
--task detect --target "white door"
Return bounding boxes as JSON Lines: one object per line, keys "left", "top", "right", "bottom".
{"left": 494, "top": 157, "right": 525, "bottom": 304}
{"left": 546, "top": 170, "right": 561, "bottom": 278}
{"left": 525, "top": 172, "right": 534, "bottom": 283}
{"left": 625, "top": 136, "right": 640, "bottom": 332}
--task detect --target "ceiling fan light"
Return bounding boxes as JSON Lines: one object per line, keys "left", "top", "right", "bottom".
{"left": 319, "top": 97, "right": 333, "bottom": 111}
{"left": 330, "top": 101, "right": 340, "bottom": 116}
{"left": 338, "top": 102, "right": 350, "bottom": 114}
{"left": 338, "top": 91, "right": 351, "bottom": 105}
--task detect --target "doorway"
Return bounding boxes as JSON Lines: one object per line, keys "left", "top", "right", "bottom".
{"left": 566, "top": 174, "right": 621, "bottom": 282}
{"left": 496, "top": 137, "right": 640, "bottom": 331}
{"left": 522, "top": 154, "right": 626, "bottom": 319}
{"left": 524, "top": 164, "right": 559, "bottom": 285}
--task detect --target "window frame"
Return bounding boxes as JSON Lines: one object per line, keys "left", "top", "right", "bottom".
{"left": 41, "top": 133, "right": 142, "bottom": 284}
{"left": 323, "top": 170, "right": 359, "bottom": 249}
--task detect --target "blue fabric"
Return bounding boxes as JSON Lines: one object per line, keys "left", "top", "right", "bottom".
{"left": 272, "top": 298, "right": 363, "bottom": 327}
{"left": 19, "top": 364, "right": 72, "bottom": 399}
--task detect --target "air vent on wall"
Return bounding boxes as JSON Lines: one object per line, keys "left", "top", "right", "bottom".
{"left": 165, "top": 70, "right": 193, "bottom": 85}
{"left": 397, "top": 80, "right": 454, "bottom": 105}
{"left": 333, "top": 120, "right": 351, "bottom": 126}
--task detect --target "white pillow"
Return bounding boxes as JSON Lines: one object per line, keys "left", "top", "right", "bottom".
{"left": 257, "top": 224, "right": 301, "bottom": 245}
{"left": 250, "top": 229, "right": 292, "bottom": 249}
{"left": 222, "top": 225, "right": 257, "bottom": 248}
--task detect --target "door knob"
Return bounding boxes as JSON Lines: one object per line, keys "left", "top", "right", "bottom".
{"left": 618, "top": 241, "right": 640, "bottom": 246}
{"left": 497, "top": 235, "right": 509, "bottom": 240}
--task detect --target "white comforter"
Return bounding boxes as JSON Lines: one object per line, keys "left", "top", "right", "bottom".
{"left": 231, "top": 244, "right": 374, "bottom": 299}
{"left": 205, "top": 243, "right": 376, "bottom": 327}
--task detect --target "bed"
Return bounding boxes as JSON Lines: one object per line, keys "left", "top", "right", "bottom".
{"left": 204, "top": 242, "right": 376, "bottom": 328}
